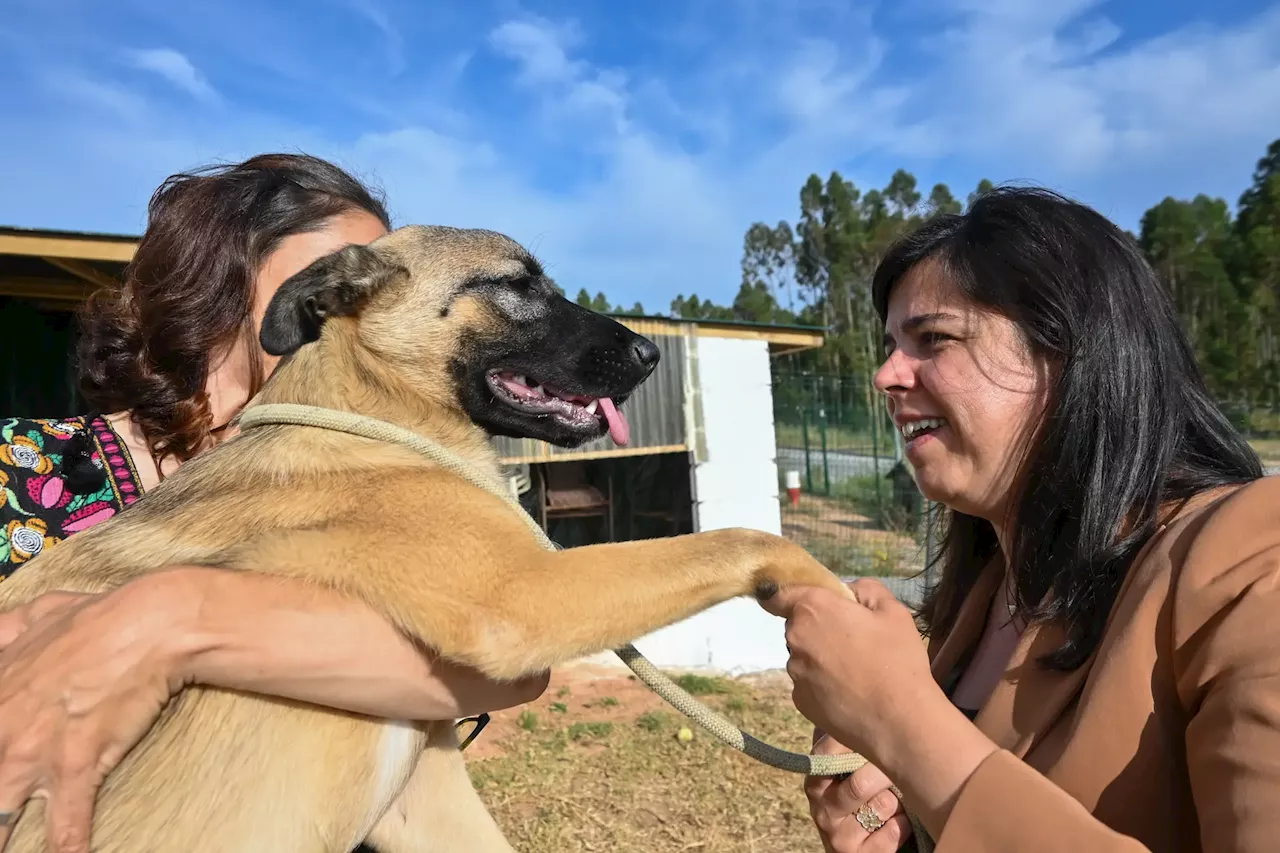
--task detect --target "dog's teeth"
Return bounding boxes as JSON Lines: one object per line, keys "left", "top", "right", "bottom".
{"left": 531, "top": 385, "right": 544, "bottom": 396}
{"left": 514, "top": 375, "right": 528, "bottom": 386}
{"left": 586, "top": 400, "right": 599, "bottom": 414}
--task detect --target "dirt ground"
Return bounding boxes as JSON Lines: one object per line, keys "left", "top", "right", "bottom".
{"left": 464, "top": 661, "right": 826, "bottom": 853}
{"left": 781, "top": 508, "right": 915, "bottom": 553}
{"left": 780, "top": 495, "right": 923, "bottom": 577}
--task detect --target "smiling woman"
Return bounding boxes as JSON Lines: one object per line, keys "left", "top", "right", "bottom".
{"left": 764, "top": 186, "right": 1277, "bottom": 853}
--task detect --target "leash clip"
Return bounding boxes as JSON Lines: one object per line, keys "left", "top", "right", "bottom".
{"left": 455, "top": 712, "right": 491, "bottom": 751}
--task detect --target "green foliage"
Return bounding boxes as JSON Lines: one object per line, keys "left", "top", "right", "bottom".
{"left": 576, "top": 288, "right": 644, "bottom": 316}
{"left": 585, "top": 140, "right": 1280, "bottom": 411}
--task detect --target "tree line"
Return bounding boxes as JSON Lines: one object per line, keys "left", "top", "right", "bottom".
{"left": 577, "top": 138, "right": 1279, "bottom": 413}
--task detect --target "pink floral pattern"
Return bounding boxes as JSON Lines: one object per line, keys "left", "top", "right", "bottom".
{"left": 0, "top": 416, "right": 142, "bottom": 571}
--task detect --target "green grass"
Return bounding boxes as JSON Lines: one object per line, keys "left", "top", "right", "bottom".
{"left": 635, "top": 710, "right": 670, "bottom": 732}
{"left": 517, "top": 710, "right": 538, "bottom": 732}
{"left": 568, "top": 721, "right": 614, "bottom": 741}
{"left": 774, "top": 422, "right": 895, "bottom": 456}
{"left": 673, "top": 673, "right": 736, "bottom": 696}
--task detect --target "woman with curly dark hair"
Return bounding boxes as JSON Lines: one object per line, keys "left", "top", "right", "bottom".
{"left": 0, "top": 153, "right": 548, "bottom": 853}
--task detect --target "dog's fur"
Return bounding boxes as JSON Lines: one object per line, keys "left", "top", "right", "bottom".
{"left": 0, "top": 225, "right": 851, "bottom": 852}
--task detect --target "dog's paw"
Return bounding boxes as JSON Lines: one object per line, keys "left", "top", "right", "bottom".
{"left": 753, "top": 578, "right": 780, "bottom": 601}
{"left": 752, "top": 539, "right": 850, "bottom": 600}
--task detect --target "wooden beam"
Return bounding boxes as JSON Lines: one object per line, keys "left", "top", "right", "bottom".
{"left": 695, "top": 324, "right": 825, "bottom": 349}
{"left": 769, "top": 341, "right": 827, "bottom": 357}
{"left": 0, "top": 232, "right": 136, "bottom": 263}
{"left": 41, "top": 257, "right": 121, "bottom": 291}
{"left": 0, "top": 276, "right": 92, "bottom": 303}
{"left": 613, "top": 315, "right": 824, "bottom": 351}
{"left": 498, "top": 443, "right": 688, "bottom": 465}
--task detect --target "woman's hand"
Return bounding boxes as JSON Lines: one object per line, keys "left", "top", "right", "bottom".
{"left": 760, "top": 578, "right": 934, "bottom": 752}
{"left": 761, "top": 578, "right": 999, "bottom": 839}
{"left": 0, "top": 583, "right": 180, "bottom": 853}
{"left": 806, "top": 732, "right": 912, "bottom": 852}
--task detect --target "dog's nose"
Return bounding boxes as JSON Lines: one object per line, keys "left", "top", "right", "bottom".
{"left": 631, "top": 338, "right": 660, "bottom": 370}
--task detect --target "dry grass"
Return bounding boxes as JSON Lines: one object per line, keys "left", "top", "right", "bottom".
{"left": 465, "top": 664, "right": 822, "bottom": 853}
{"left": 781, "top": 493, "right": 924, "bottom": 578}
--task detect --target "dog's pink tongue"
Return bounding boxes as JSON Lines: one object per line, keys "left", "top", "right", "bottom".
{"left": 597, "top": 397, "right": 630, "bottom": 446}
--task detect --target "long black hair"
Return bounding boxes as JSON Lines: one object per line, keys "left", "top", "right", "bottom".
{"left": 873, "top": 186, "right": 1263, "bottom": 670}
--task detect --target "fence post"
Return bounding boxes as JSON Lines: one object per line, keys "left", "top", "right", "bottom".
{"left": 870, "top": 393, "right": 883, "bottom": 512}
{"left": 820, "top": 419, "right": 831, "bottom": 496}
{"left": 924, "top": 500, "right": 936, "bottom": 573}
{"left": 802, "top": 407, "right": 814, "bottom": 493}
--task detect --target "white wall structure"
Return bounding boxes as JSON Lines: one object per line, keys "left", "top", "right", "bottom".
{"left": 619, "top": 336, "right": 795, "bottom": 675}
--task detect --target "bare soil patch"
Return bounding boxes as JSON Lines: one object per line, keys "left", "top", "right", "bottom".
{"left": 465, "top": 663, "right": 823, "bottom": 852}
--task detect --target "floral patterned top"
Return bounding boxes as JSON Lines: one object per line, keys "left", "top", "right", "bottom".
{"left": 0, "top": 416, "right": 144, "bottom": 573}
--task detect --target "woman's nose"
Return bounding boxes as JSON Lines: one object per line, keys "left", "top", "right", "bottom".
{"left": 873, "top": 349, "right": 914, "bottom": 394}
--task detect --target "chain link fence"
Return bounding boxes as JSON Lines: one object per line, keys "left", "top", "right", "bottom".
{"left": 1224, "top": 403, "right": 1280, "bottom": 473}
{"left": 772, "top": 369, "right": 1280, "bottom": 607}
{"left": 771, "top": 370, "right": 938, "bottom": 604}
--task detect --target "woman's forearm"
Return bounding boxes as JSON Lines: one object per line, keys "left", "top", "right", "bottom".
{"left": 139, "top": 566, "right": 548, "bottom": 720}
{"left": 855, "top": 684, "right": 999, "bottom": 839}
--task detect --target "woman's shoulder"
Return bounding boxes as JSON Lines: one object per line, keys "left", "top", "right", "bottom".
{"left": 1114, "top": 479, "right": 1277, "bottom": 626}
{"left": 1164, "top": 477, "right": 1280, "bottom": 568}
{"left": 0, "top": 415, "right": 142, "bottom": 571}
{"left": 1134, "top": 479, "right": 1280, "bottom": 682}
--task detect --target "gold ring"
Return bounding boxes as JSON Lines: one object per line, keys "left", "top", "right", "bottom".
{"left": 855, "top": 803, "right": 885, "bottom": 833}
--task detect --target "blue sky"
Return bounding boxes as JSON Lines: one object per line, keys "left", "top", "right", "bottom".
{"left": 2, "top": 0, "right": 1278, "bottom": 312}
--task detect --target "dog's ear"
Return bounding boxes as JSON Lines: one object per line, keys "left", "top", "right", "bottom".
{"left": 260, "top": 243, "right": 405, "bottom": 356}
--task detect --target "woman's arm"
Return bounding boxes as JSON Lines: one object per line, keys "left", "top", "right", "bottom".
{"left": 157, "top": 566, "right": 550, "bottom": 718}
{"left": 0, "top": 566, "right": 548, "bottom": 853}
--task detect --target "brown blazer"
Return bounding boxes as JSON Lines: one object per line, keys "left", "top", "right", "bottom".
{"left": 929, "top": 475, "right": 1280, "bottom": 852}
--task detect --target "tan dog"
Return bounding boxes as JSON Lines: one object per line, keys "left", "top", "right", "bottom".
{"left": 0, "top": 225, "right": 851, "bottom": 852}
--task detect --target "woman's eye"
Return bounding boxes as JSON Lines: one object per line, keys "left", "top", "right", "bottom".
{"left": 921, "top": 331, "right": 952, "bottom": 346}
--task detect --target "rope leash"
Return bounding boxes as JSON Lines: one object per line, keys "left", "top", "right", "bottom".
{"left": 235, "top": 403, "right": 934, "bottom": 852}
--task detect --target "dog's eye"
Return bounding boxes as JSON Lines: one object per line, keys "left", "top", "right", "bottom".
{"left": 507, "top": 276, "right": 536, "bottom": 293}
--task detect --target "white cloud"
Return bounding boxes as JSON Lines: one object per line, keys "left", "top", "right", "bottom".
{"left": 489, "top": 16, "right": 630, "bottom": 135}
{"left": 911, "top": 1, "right": 1280, "bottom": 176}
{"left": 489, "top": 17, "right": 581, "bottom": 86}
{"left": 125, "top": 47, "right": 219, "bottom": 103}
{"left": 3, "top": 1, "right": 1279, "bottom": 314}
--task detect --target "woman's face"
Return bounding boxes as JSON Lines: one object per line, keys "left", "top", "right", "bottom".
{"left": 873, "top": 259, "right": 1052, "bottom": 525}
{"left": 204, "top": 209, "right": 389, "bottom": 429}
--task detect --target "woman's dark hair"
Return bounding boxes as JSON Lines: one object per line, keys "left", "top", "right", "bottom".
{"left": 873, "top": 185, "right": 1264, "bottom": 671}
{"left": 76, "top": 153, "right": 391, "bottom": 468}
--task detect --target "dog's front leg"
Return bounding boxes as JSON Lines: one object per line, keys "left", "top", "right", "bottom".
{"left": 239, "top": 506, "right": 850, "bottom": 683}
{"left": 363, "top": 723, "right": 516, "bottom": 853}
{"left": 442, "top": 526, "right": 854, "bottom": 679}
